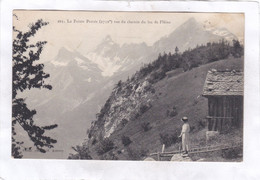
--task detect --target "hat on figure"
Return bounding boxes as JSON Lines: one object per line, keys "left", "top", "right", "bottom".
{"left": 181, "top": 116, "right": 188, "bottom": 122}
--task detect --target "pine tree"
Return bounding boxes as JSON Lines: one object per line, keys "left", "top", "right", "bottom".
{"left": 175, "top": 46, "right": 179, "bottom": 55}
{"left": 232, "top": 39, "right": 243, "bottom": 58}
{"left": 68, "top": 145, "right": 92, "bottom": 159}
{"left": 12, "top": 17, "right": 58, "bottom": 158}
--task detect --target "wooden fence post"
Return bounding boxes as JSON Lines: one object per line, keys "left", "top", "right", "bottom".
{"left": 162, "top": 144, "right": 165, "bottom": 153}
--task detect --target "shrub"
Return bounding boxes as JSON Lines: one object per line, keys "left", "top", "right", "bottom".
{"left": 91, "top": 138, "right": 97, "bottom": 145}
{"left": 121, "top": 135, "right": 132, "bottom": 146}
{"left": 102, "top": 151, "right": 118, "bottom": 160}
{"left": 169, "top": 110, "right": 178, "bottom": 117}
{"left": 141, "top": 122, "right": 152, "bottom": 132}
{"left": 127, "top": 147, "right": 148, "bottom": 160}
{"left": 135, "top": 112, "right": 140, "bottom": 118}
{"left": 190, "top": 125, "right": 195, "bottom": 133}
{"left": 167, "top": 106, "right": 178, "bottom": 117}
{"left": 139, "top": 104, "right": 149, "bottom": 114}
{"left": 121, "top": 119, "right": 128, "bottom": 127}
{"left": 130, "top": 112, "right": 140, "bottom": 121}
{"left": 88, "top": 133, "right": 92, "bottom": 139}
{"left": 134, "top": 83, "right": 139, "bottom": 90}
{"left": 149, "top": 71, "right": 166, "bottom": 84}
{"left": 159, "top": 132, "right": 179, "bottom": 147}
{"left": 87, "top": 129, "right": 91, "bottom": 139}
{"left": 198, "top": 119, "right": 206, "bottom": 129}
{"left": 143, "top": 83, "right": 155, "bottom": 93}
{"left": 222, "top": 147, "right": 242, "bottom": 159}
{"left": 68, "top": 145, "right": 92, "bottom": 160}
{"left": 96, "top": 138, "right": 114, "bottom": 155}
{"left": 119, "top": 118, "right": 128, "bottom": 129}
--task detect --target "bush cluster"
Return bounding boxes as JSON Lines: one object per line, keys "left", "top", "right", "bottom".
{"left": 222, "top": 147, "right": 242, "bottom": 159}
{"left": 91, "top": 138, "right": 97, "bottom": 145}
{"left": 197, "top": 119, "right": 207, "bottom": 129}
{"left": 68, "top": 145, "right": 92, "bottom": 160}
{"left": 121, "top": 135, "right": 132, "bottom": 147}
{"left": 136, "top": 39, "right": 243, "bottom": 85}
{"left": 101, "top": 151, "right": 118, "bottom": 160}
{"left": 96, "top": 138, "right": 114, "bottom": 155}
{"left": 139, "top": 104, "right": 150, "bottom": 114}
{"left": 141, "top": 122, "right": 152, "bottom": 132}
{"left": 166, "top": 106, "right": 178, "bottom": 117}
{"left": 159, "top": 132, "right": 179, "bottom": 147}
{"left": 127, "top": 147, "right": 148, "bottom": 160}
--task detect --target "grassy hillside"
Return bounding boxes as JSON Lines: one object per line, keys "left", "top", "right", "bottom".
{"left": 84, "top": 56, "right": 243, "bottom": 160}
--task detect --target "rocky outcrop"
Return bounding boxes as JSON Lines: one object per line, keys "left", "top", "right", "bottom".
{"left": 170, "top": 154, "right": 193, "bottom": 161}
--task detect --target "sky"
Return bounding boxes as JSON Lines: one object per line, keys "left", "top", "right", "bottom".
{"left": 13, "top": 10, "right": 244, "bottom": 62}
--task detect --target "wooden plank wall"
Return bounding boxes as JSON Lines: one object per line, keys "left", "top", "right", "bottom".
{"left": 207, "top": 96, "right": 243, "bottom": 132}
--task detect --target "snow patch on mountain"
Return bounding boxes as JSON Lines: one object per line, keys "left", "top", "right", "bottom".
{"left": 85, "top": 35, "right": 153, "bottom": 77}
{"left": 74, "top": 57, "right": 85, "bottom": 64}
{"left": 84, "top": 77, "right": 92, "bottom": 82}
{"left": 86, "top": 52, "right": 122, "bottom": 76}
{"left": 205, "top": 27, "right": 238, "bottom": 42}
{"left": 51, "top": 61, "right": 68, "bottom": 66}
{"left": 63, "top": 46, "right": 74, "bottom": 52}
{"left": 83, "top": 92, "right": 96, "bottom": 103}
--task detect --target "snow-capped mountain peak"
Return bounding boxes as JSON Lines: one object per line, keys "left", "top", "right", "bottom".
{"left": 94, "top": 35, "right": 119, "bottom": 56}
{"left": 210, "top": 27, "right": 238, "bottom": 41}
{"left": 85, "top": 35, "right": 153, "bottom": 77}
{"left": 50, "top": 47, "right": 100, "bottom": 71}
{"left": 153, "top": 17, "right": 238, "bottom": 53}
{"left": 86, "top": 52, "right": 121, "bottom": 77}
{"left": 51, "top": 47, "right": 76, "bottom": 66}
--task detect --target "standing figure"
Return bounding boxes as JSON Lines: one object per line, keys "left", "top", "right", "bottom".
{"left": 178, "top": 117, "right": 190, "bottom": 155}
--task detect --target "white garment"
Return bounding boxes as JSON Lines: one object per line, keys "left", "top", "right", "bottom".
{"left": 181, "top": 123, "right": 190, "bottom": 152}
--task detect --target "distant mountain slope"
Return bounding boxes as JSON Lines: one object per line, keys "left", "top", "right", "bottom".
{"left": 22, "top": 47, "right": 103, "bottom": 115}
{"left": 86, "top": 18, "right": 238, "bottom": 77}
{"left": 85, "top": 35, "right": 154, "bottom": 77}
{"left": 153, "top": 18, "right": 237, "bottom": 53}
{"left": 86, "top": 57, "right": 243, "bottom": 160}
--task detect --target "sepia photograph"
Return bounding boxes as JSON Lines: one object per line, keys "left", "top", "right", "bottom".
{"left": 12, "top": 10, "right": 244, "bottom": 162}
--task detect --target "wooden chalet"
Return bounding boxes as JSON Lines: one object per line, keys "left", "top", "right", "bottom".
{"left": 202, "top": 69, "right": 243, "bottom": 132}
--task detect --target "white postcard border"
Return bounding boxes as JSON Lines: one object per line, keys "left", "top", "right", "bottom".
{"left": 0, "top": 0, "right": 259, "bottom": 180}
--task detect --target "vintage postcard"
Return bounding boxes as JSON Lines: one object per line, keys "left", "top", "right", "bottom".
{"left": 12, "top": 10, "right": 245, "bottom": 162}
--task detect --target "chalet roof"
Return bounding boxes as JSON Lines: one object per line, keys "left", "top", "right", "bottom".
{"left": 202, "top": 69, "right": 243, "bottom": 96}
